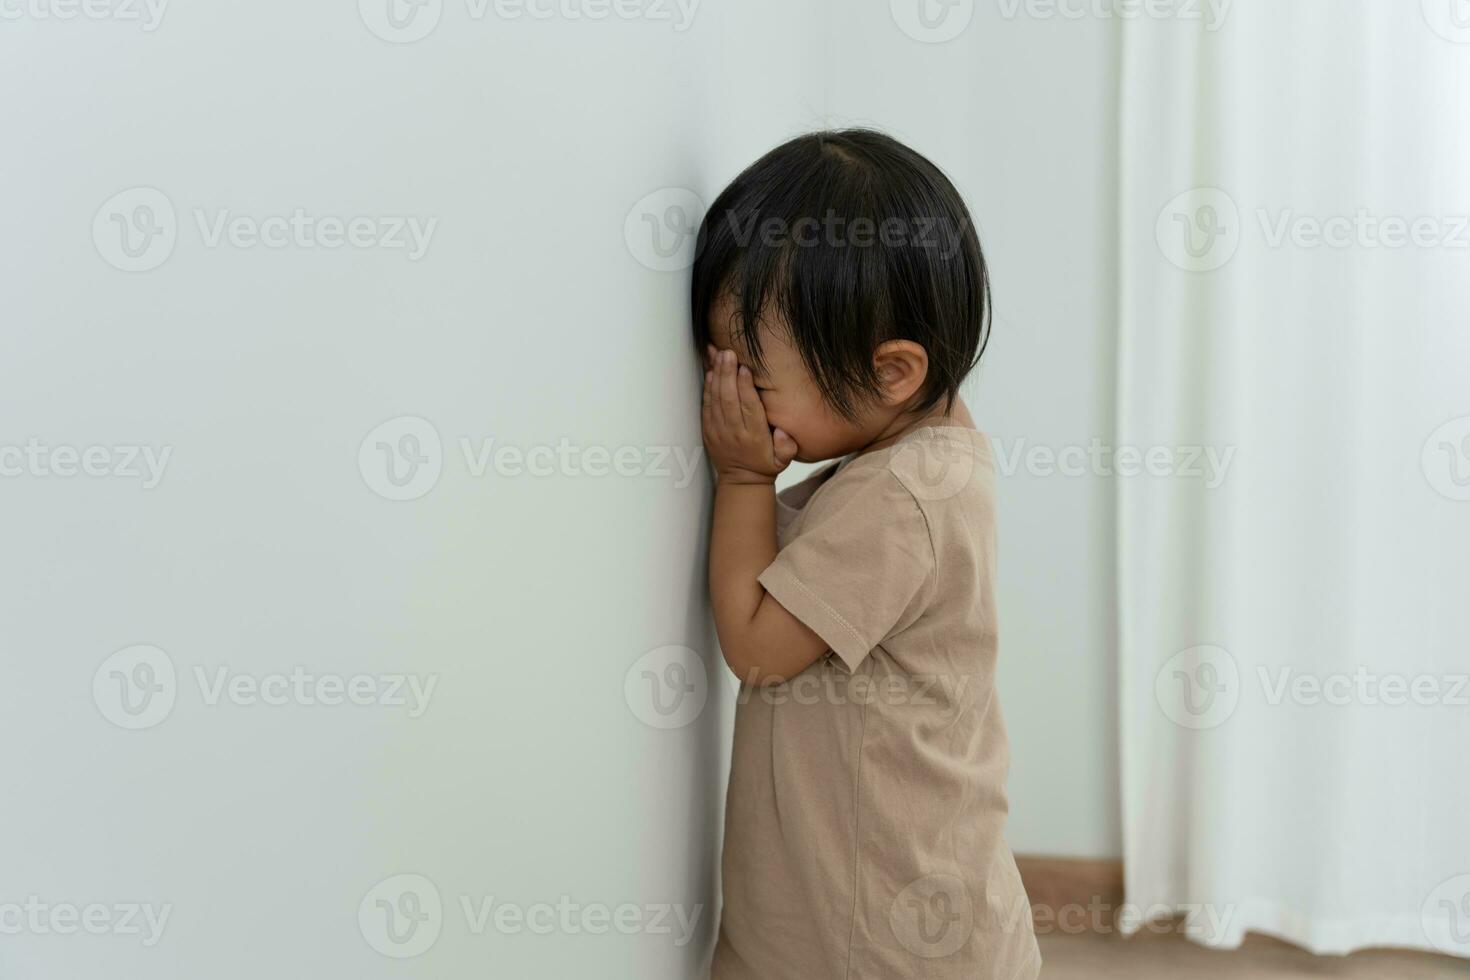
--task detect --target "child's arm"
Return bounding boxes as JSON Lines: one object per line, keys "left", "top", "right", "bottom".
{"left": 702, "top": 348, "right": 830, "bottom": 685}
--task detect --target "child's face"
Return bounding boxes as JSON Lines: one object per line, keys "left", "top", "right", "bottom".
{"left": 706, "top": 292, "right": 886, "bottom": 464}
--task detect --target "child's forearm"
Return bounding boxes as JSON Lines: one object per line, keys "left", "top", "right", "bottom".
{"left": 708, "top": 479, "right": 778, "bottom": 673}
{"left": 699, "top": 349, "right": 830, "bottom": 683}
{"left": 707, "top": 476, "right": 831, "bottom": 684}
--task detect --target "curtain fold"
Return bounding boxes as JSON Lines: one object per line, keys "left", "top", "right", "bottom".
{"left": 1118, "top": 0, "right": 1470, "bottom": 957}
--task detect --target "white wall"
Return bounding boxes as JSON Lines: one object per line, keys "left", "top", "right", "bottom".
{"left": 0, "top": 3, "right": 827, "bottom": 978}
{"left": 951, "top": 7, "right": 1123, "bottom": 863}
{"left": 0, "top": 6, "right": 1119, "bottom": 978}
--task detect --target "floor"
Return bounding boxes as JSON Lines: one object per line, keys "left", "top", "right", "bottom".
{"left": 1037, "top": 931, "right": 1470, "bottom": 979}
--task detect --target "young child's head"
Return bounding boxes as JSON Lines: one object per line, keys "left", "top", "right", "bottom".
{"left": 691, "top": 128, "right": 990, "bottom": 464}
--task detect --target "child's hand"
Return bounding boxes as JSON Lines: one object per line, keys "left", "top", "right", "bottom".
{"left": 702, "top": 347, "right": 799, "bottom": 485}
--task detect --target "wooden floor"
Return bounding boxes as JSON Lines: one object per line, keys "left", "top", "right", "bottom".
{"left": 1037, "top": 930, "right": 1470, "bottom": 979}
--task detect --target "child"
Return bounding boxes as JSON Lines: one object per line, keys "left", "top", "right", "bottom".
{"left": 692, "top": 129, "right": 1040, "bottom": 980}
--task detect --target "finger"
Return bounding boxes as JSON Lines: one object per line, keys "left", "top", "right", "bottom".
{"left": 736, "top": 364, "right": 766, "bottom": 428}
{"left": 705, "top": 344, "right": 717, "bottom": 371}
{"left": 717, "top": 351, "right": 742, "bottom": 429}
{"left": 701, "top": 369, "right": 715, "bottom": 434}
{"left": 708, "top": 354, "right": 728, "bottom": 431}
{"left": 772, "top": 427, "right": 800, "bottom": 466}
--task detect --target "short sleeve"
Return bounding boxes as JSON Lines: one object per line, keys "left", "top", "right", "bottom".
{"left": 757, "top": 466, "right": 935, "bottom": 672}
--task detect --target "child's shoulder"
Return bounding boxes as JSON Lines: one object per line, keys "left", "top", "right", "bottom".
{"left": 883, "top": 424, "right": 993, "bottom": 504}
{"left": 855, "top": 424, "right": 994, "bottom": 513}
{"left": 787, "top": 425, "right": 995, "bottom": 522}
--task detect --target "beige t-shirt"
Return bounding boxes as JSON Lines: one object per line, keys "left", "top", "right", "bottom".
{"left": 712, "top": 424, "right": 1040, "bottom": 980}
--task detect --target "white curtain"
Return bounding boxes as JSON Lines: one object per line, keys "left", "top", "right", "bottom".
{"left": 1118, "top": 0, "right": 1470, "bottom": 957}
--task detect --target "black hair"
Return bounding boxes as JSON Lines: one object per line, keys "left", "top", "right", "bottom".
{"left": 690, "top": 127, "right": 991, "bottom": 422}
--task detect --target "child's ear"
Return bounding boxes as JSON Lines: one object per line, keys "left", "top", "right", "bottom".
{"left": 873, "top": 340, "right": 929, "bottom": 405}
